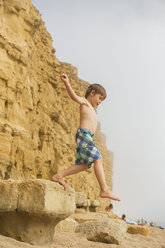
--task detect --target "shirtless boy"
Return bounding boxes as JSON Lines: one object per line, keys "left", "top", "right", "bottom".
{"left": 52, "top": 72, "right": 120, "bottom": 201}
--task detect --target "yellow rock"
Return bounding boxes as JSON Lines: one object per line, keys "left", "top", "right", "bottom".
{"left": 75, "top": 191, "right": 87, "bottom": 207}
{"left": 0, "top": 179, "right": 76, "bottom": 245}
{"left": 75, "top": 208, "right": 86, "bottom": 214}
{"left": 76, "top": 219, "right": 127, "bottom": 244}
{"left": 127, "top": 225, "right": 149, "bottom": 236}
{"left": 0, "top": 179, "right": 18, "bottom": 211}
{"left": 54, "top": 217, "right": 79, "bottom": 233}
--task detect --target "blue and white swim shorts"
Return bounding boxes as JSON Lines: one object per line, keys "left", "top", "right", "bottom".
{"left": 75, "top": 128, "right": 102, "bottom": 168}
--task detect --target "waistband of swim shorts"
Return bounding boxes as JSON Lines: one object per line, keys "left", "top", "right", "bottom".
{"left": 77, "top": 128, "right": 94, "bottom": 137}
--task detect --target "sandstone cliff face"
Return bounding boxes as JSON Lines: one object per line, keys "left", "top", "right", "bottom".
{"left": 0, "top": 0, "right": 112, "bottom": 208}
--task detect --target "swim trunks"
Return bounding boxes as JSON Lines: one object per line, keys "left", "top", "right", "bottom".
{"left": 75, "top": 128, "right": 102, "bottom": 168}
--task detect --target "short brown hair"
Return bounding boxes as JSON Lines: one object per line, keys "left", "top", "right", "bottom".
{"left": 85, "top": 84, "right": 106, "bottom": 99}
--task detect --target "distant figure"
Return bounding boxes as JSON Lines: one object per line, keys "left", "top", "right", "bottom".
{"left": 138, "top": 218, "right": 145, "bottom": 226}
{"left": 105, "top": 203, "right": 113, "bottom": 211}
{"left": 122, "top": 214, "right": 126, "bottom": 222}
{"left": 52, "top": 72, "right": 120, "bottom": 202}
{"left": 122, "top": 214, "right": 137, "bottom": 225}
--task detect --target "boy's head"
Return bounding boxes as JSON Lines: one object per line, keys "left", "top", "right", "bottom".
{"left": 85, "top": 84, "right": 107, "bottom": 100}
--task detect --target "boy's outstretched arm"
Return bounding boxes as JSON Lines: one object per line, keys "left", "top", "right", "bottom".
{"left": 60, "top": 72, "right": 86, "bottom": 105}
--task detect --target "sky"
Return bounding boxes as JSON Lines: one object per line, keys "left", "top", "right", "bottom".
{"left": 32, "top": 0, "right": 165, "bottom": 225}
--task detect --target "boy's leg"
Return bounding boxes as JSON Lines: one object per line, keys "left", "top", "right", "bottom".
{"left": 52, "top": 164, "right": 88, "bottom": 190}
{"left": 94, "top": 159, "right": 120, "bottom": 201}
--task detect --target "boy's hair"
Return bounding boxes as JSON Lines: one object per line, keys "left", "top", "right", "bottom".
{"left": 85, "top": 84, "right": 106, "bottom": 100}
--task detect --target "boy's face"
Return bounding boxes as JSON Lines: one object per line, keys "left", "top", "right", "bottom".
{"left": 90, "top": 91, "right": 104, "bottom": 108}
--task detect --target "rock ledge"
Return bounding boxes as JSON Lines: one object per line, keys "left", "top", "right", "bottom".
{"left": 0, "top": 179, "right": 75, "bottom": 245}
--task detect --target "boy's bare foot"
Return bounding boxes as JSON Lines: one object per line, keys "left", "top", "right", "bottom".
{"left": 52, "top": 174, "right": 67, "bottom": 190}
{"left": 100, "top": 189, "right": 120, "bottom": 201}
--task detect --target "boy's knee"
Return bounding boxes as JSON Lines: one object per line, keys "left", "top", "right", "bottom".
{"left": 94, "top": 159, "right": 102, "bottom": 165}
{"left": 80, "top": 164, "right": 89, "bottom": 171}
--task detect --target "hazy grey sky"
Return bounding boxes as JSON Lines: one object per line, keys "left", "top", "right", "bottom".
{"left": 32, "top": 0, "right": 165, "bottom": 225}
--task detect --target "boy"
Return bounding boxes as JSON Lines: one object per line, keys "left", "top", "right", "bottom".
{"left": 52, "top": 72, "right": 120, "bottom": 201}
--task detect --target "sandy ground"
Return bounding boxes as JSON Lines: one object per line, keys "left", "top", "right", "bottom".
{"left": 0, "top": 226, "right": 164, "bottom": 248}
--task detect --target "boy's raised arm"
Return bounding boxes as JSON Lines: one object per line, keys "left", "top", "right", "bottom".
{"left": 60, "top": 72, "right": 86, "bottom": 105}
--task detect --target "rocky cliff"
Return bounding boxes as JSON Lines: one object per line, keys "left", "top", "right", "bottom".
{"left": 0, "top": 0, "right": 113, "bottom": 208}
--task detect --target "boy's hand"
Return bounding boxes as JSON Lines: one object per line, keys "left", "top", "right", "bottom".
{"left": 60, "top": 72, "right": 69, "bottom": 84}
{"left": 60, "top": 71, "right": 85, "bottom": 105}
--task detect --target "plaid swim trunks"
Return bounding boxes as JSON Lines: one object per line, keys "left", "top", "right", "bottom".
{"left": 75, "top": 128, "right": 102, "bottom": 168}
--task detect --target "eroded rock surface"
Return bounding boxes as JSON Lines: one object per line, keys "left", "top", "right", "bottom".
{"left": 0, "top": 179, "right": 75, "bottom": 245}
{"left": 127, "top": 224, "right": 149, "bottom": 236}
{"left": 76, "top": 219, "right": 127, "bottom": 244}
{"left": 55, "top": 217, "right": 79, "bottom": 233}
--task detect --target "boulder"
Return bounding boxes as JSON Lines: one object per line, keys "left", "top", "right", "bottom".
{"left": 82, "top": 199, "right": 91, "bottom": 207}
{"left": 127, "top": 224, "right": 149, "bottom": 236}
{"left": 89, "top": 199, "right": 100, "bottom": 212}
{"left": 54, "top": 217, "right": 79, "bottom": 233}
{"left": 0, "top": 179, "right": 76, "bottom": 245}
{"left": 76, "top": 219, "right": 127, "bottom": 244}
{"left": 90, "top": 199, "right": 100, "bottom": 207}
{"left": 75, "top": 192, "right": 97, "bottom": 212}
{"left": 75, "top": 208, "right": 86, "bottom": 214}
{"left": 75, "top": 192, "right": 87, "bottom": 207}
{"left": 70, "top": 211, "right": 117, "bottom": 224}
{"left": 18, "top": 179, "right": 75, "bottom": 217}
{"left": 70, "top": 212, "right": 105, "bottom": 224}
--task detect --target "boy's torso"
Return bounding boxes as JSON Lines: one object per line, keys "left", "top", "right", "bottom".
{"left": 79, "top": 101, "right": 97, "bottom": 134}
